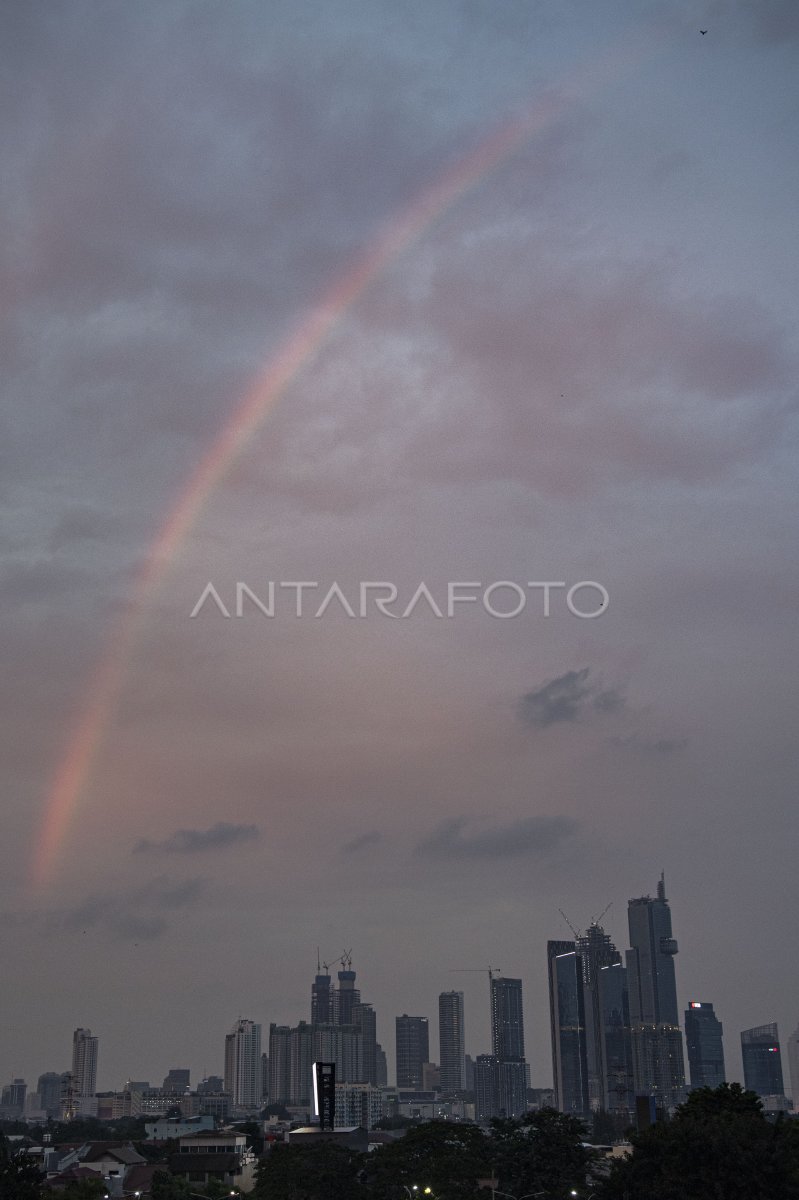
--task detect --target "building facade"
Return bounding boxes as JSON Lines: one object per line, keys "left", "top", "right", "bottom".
{"left": 741, "top": 1023, "right": 787, "bottom": 1106}
{"left": 625, "top": 875, "right": 686, "bottom": 1109}
{"left": 438, "top": 991, "right": 466, "bottom": 1095}
{"left": 684, "top": 1002, "right": 725, "bottom": 1090}
{"left": 396, "top": 1015, "right": 429, "bottom": 1089}
{"left": 224, "top": 1019, "right": 262, "bottom": 1111}
{"left": 548, "top": 942, "right": 590, "bottom": 1117}
{"left": 72, "top": 1028, "right": 99, "bottom": 1098}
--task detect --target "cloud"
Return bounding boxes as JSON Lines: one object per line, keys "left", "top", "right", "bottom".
{"left": 519, "top": 668, "right": 625, "bottom": 729}
{"left": 609, "top": 734, "right": 689, "bottom": 755}
{"left": 133, "top": 822, "right": 260, "bottom": 855}
{"left": 341, "top": 831, "right": 383, "bottom": 855}
{"left": 417, "top": 814, "right": 577, "bottom": 860}
{"left": 57, "top": 876, "right": 207, "bottom": 942}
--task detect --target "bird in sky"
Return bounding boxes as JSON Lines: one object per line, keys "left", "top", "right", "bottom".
{"left": 700, "top": 30, "right": 707, "bottom": 35}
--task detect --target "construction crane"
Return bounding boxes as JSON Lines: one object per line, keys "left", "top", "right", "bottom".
{"left": 558, "top": 908, "right": 580, "bottom": 939}
{"left": 590, "top": 902, "right": 612, "bottom": 927}
{"left": 450, "top": 965, "right": 501, "bottom": 983}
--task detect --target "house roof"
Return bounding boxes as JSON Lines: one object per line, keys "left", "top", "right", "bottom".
{"left": 82, "top": 1142, "right": 147, "bottom": 1165}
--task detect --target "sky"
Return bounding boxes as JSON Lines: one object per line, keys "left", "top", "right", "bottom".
{"left": 2, "top": 0, "right": 798, "bottom": 1096}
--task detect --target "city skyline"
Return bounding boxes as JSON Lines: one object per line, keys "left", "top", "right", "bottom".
{"left": 2, "top": 1, "right": 798, "bottom": 1102}
{"left": 3, "top": 899, "right": 795, "bottom": 1112}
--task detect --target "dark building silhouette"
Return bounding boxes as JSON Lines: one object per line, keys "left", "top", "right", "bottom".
{"left": 548, "top": 941, "right": 589, "bottom": 1117}
{"left": 685, "top": 1002, "right": 725, "bottom": 1089}
{"left": 491, "top": 976, "right": 525, "bottom": 1061}
{"left": 548, "top": 923, "right": 633, "bottom": 1119}
{"left": 353, "top": 1003, "right": 377, "bottom": 1085}
{"left": 474, "top": 1054, "right": 499, "bottom": 1122}
{"left": 477, "top": 975, "right": 527, "bottom": 1119}
{"left": 626, "top": 874, "right": 686, "bottom": 1109}
{"left": 395, "top": 1015, "right": 429, "bottom": 1088}
{"left": 334, "top": 962, "right": 360, "bottom": 1026}
{"left": 312, "top": 967, "right": 333, "bottom": 1025}
{"left": 163, "top": 1068, "right": 190, "bottom": 1093}
{"left": 438, "top": 991, "right": 466, "bottom": 1095}
{"left": 597, "top": 961, "right": 634, "bottom": 1112}
{"left": 741, "top": 1024, "right": 785, "bottom": 1100}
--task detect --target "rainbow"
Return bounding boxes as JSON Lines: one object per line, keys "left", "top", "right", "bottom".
{"left": 31, "top": 29, "right": 654, "bottom": 889}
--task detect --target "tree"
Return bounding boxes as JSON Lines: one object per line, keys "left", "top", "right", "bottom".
{"left": 232, "top": 1119, "right": 265, "bottom": 1154}
{"left": 0, "top": 1133, "right": 43, "bottom": 1200}
{"left": 255, "top": 1139, "right": 366, "bottom": 1200}
{"left": 365, "top": 1120, "right": 490, "bottom": 1200}
{"left": 489, "top": 1108, "right": 594, "bottom": 1198}
{"left": 60, "top": 1180, "right": 107, "bottom": 1200}
{"left": 598, "top": 1083, "right": 799, "bottom": 1200}
{"left": 151, "top": 1168, "right": 191, "bottom": 1199}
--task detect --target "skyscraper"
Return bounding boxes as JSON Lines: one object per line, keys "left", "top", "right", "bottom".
{"left": 787, "top": 1023, "right": 799, "bottom": 1113}
{"left": 37, "top": 1073, "right": 66, "bottom": 1120}
{"left": 395, "top": 1015, "right": 429, "bottom": 1089}
{"left": 224, "top": 1019, "right": 262, "bottom": 1110}
{"left": 741, "top": 1024, "right": 785, "bottom": 1102}
{"left": 353, "top": 1003, "right": 378, "bottom": 1085}
{"left": 491, "top": 976, "right": 525, "bottom": 1060}
{"left": 548, "top": 926, "right": 632, "bottom": 1118}
{"left": 439, "top": 991, "right": 466, "bottom": 1095}
{"left": 72, "top": 1028, "right": 98, "bottom": 1097}
{"left": 548, "top": 941, "right": 589, "bottom": 1117}
{"left": 334, "top": 958, "right": 360, "bottom": 1026}
{"left": 488, "top": 975, "right": 527, "bottom": 1119}
{"left": 625, "top": 874, "right": 686, "bottom": 1109}
{"left": 684, "top": 1003, "right": 725, "bottom": 1090}
{"left": 597, "top": 962, "right": 634, "bottom": 1112}
{"left": 312, "top": 964, "right": 333, "bottom": 1024}
{"left": 268, "top": 1025, "right": 292, "bottom": 1107}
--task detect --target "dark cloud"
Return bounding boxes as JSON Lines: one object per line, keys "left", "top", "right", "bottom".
{"left": 519, "top": 668, "right": 625, "bottom": 729}
{"left": 417, "top": 815, "right": 577, "bottom": 860}
{"left": 56, "top": 877, "right": 207, "bottom": 942}
{"left": 341, "top": 831, "right": 383, "bottom": 855}
{"left": 133, "top": 822, "right": 259, "bottom": 855}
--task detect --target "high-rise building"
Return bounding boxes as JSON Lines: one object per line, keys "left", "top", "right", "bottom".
{"left": 685, "top": 1003, "right": 725, "bottom": 1090}
{"left": 1, "top": 1079, "right": 27, "bottom": 1116}
{"left": 548, "top": 923, "right": 633, "bottom": 1120}
{"left": 312, "top": 966, "right": 334, "bottom": 1025}
{"left": 576, "top": 921, "right": 632, "bottom": 1113}
{"left": 395, "top": 1015, "right": 429, "bottom": 1089}
{"left": 375, "top": 1043, "right": 388, "bottom": 1088}
{"left": 473, "top": 1055, "right": 499, "bottom": 1122}
{"left": 787, "top": 1023, "right": 799, "bottom": 1113}
{"left": 548, "top": 942, "right": 590, "bottom": 1117}
{"left": 268, "top": 1025, "right": 292, "bottom": 1107}
{"left": 597, "top": 962, "right": 634, "bottom": 1112}
{"left": 439, "top": 992, "right": 466, "bottom": 1095}
{"left": 476, "top": 975, "right": 528, "bottom": 1120}
{"left": 353, "top": 1003, "right": 378, "bottom": 1085}
{"left": 491, "top": 977, "right": 525, "bottom": 1061}
{"left": 626, "top": 875, "right": 686, "bottom": 1109}
{"left": 261, "top": 1054, "right": 270, "bottom": 1105}
{"left": 163, "top": 1068, "right": 190, "bottom": 1094}
{"left": 224, "top": 1019, "right": 262, "bottom": 1111}
{"left": 72, "top": 1028, "right": 99, "bottom": 1097}
{"left": 37, "top": 1072, "right": 67, "bottom": 1119}
{"left": 741, "top": 1024, "right": 786, "bottom": 1102}
{"left": 334, "top": 960, "right": 361, "bottom": 1026}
